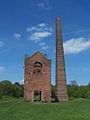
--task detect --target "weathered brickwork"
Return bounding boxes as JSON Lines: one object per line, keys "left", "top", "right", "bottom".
{"left": 56, "top": 17, "right": 68, "bottom": 101}
{"left": 24, "top": 51, "right": 51, "bottom": 102}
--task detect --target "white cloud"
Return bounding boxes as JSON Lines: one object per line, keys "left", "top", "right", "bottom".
{"left": 29, "top": 31, "right": 52, "bottom": 42}
{"left": 27, "top": 23, "right": 53, "bottom": 33}
{"left": 38, "top": 1, "right": 52, "bottom": 10}
{"left": 0, "top": 41, "right": 4, "bottom": 47}
{"left": 0, "top": 66, "right": 5, "bottom": 75}
{"left": 39, "top": 42, "right": 49, "bottom": 50}
{"left": 14, "top": 33, "right": 21, "bottom": 39}
{"left": 63, "top": 37, "right": 90, "bottom": 54}
{"left": 39, "top": 42, "right": 46, "bottom": 46}
{"left": 19, "top": 79, "right": 24, "bottom": 84}
{"left": 42, "top": 45, "right": 49, "bottom": 50}
{"left": 27, "top": 23, "right": 53, "bottom": 42}
{"left": 38, "top": 23, "right": 46, "bottom": 27}
{"left": 27, "top": 27, "right": 38, "bottom": 32}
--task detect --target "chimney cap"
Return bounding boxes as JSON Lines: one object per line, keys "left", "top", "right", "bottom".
{"left": 56, "top": 16, "right": 60, "bottom": 20}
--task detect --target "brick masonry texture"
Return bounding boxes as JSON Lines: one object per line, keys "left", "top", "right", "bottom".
{"left": 56, "top": 17, "right": 68, "bottom": 101}
{"left": 24, "top": 51, "right": 51, "bottom": 102}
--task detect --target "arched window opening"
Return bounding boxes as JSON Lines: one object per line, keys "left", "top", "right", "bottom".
{"left": 33, "top": 61, "right": 42, "bottom": 67}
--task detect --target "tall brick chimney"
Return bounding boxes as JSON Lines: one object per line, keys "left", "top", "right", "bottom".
{"left": 56, "top": 17, "right": 68, "bottom": 101}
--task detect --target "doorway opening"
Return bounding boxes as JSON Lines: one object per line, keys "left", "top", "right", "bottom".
{"left": 34, "top": 90, "right": 41, "bottom": 102}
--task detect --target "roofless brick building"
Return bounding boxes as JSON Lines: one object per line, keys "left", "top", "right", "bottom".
{"left": 24, "top": 52, "right": 51, "bottom": 102}
{"left": 24, "top": 17, "right": 68, "bottom": 102}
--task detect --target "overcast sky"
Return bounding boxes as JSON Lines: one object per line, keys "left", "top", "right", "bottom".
{"left": 0, "top": 0, "right": 90, "bottom": 85}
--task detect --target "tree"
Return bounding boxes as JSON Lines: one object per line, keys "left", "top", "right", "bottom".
{"left": 0, "top": 80, "right": 24, "bottom": 98}
{"left": 14, "top": 82, "right": 20, "bottom": 86}
{"left": 67, "top": 85, "right": 79, "bottom": 98}
{"left": 88, "top": 82, "right": 90, "bottom": 87}
{"left": 70, "top": 80, "right": 78, "bottom": 86}
{"left": 12, "top": 85, "right": 23, "bottom": 98}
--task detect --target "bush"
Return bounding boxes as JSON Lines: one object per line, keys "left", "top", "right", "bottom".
{"left": 67, "top": 85, "right": 79, "bottom": 98}
{"left": 51, "top": 85, "right": 56, "bottom": 98}
{"left": 12, "top": 85, "right": 23, "bottom": 98}
{"left": 0, "top": 80, "right": 23, "bottom": 98}
{"left": 78, "top": 86, "right": 89, "bottom": 98}
{"left": 0, "top": 93, "right": 2, "bottom": 99}
{"left": 67, "top": 84, "right": 90, "bottom": 99}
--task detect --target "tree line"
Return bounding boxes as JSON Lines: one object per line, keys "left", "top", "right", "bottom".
{"left": 0, "top": 80, "right": 90, "bottom": 99}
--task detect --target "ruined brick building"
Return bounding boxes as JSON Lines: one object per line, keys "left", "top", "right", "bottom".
{"left": 24, "top": 52, "right": 51, "bottom": 102}
{"left": 24, "top": 17, "right": 68, "bottom": 102}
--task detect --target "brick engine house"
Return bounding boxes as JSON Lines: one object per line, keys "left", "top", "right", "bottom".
{"left": 24, "top": 51, "right": 51, "bottom": 102}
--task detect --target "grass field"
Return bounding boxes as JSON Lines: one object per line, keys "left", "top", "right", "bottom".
{"left": 0, "top": 97, "right": 90, "bottom": 120}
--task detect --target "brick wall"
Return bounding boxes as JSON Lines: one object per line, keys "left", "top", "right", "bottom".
{"left": 24, "top": 51, "right": 51, "bottom": 102}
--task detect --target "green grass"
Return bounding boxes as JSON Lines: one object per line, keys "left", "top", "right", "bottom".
{"left": 0, "top": 97, "right": 90, "bottom": 120}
